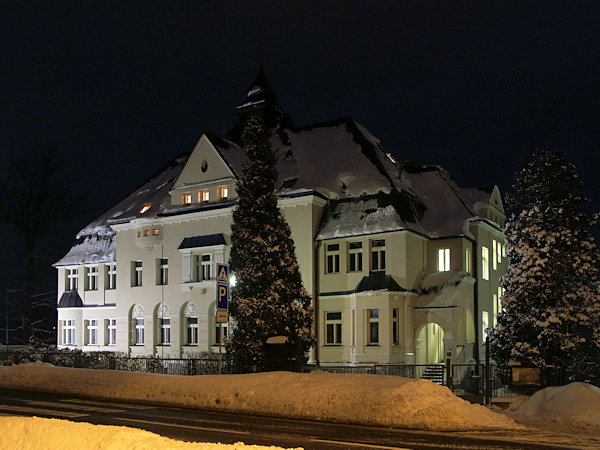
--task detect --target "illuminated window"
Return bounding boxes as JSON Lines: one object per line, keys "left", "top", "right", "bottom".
{"left": 181, "top": 192, "right": 192, "bottom": 205}
{"left": 348, "top": 242, "right": 363, "bottom": 272}
{"left": 326, "top": 243, "right": 340, "bottom": 274}
{"left": 482, "top": 246, "right": 489, "bottom": 280}
{"left": 371, "top": 240, "right": 386, "bottom": 271}
{"left": 482, "top": 311, "right": 489, "bottom": 343}
{"left": 137, "top": 231, "right": 141, "bottom": 238}
{"left": 465, "top": 248, "right": 471, "bottom": 274}
{"left": 325, "top": 312, "right": 342, "bottom": 345}
{"left": 497, "top": 241, "right": 502, "bottom": 264}
{"left": 392, "top": 308, "right": 400, "bottom": 345}
{"left": 493, "top": 294, "right": 498, "bottom": 326}
{"left": 199, "top": 189, "right": 209, "bottom": 202}
{"left": 140, "top": 204, "right": 151, "bottom": 214}
{"left": 144, "top": 230, "right": 150, "bottom": 237}
{"left": 218, "top": 185, "right": 228, "bottom": 200}
{"left": 498, "top": 286, "right": 503, "bottom": 313}
{"left": 438, "top": 248, "right": 450, "bottom": 272}
{"left": 153, "top": 229, "right": 159, "bottom": 236}
{"left": 492, "top": 240, "right": 498, "bottom": 270}
{"left": 502, "top": 243, "right": 506, "bottom": 258}
{"left": 368, "top": 309, "right": 379, "bottom": 344}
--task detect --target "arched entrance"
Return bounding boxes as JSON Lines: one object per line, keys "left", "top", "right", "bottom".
{"left": 416, "top": 322, "right": 445, "bottom": 365}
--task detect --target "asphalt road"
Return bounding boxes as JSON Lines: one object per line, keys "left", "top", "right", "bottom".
{"left": 0, "top": 388, "right": 568, "bottom": 449}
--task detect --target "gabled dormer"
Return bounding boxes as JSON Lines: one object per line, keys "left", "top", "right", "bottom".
{"left": 170, "top": 134, "right": 238, "bottom": 207}
{"left": 472, "top": 185, "right": 506, "bottom": 227}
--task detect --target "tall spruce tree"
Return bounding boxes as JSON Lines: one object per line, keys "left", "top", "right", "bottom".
{"left": 227, "top": 114, "right": 314, "bottom": 372}
{"left": 490, "top": 150, "right": 600, "bottom": 384}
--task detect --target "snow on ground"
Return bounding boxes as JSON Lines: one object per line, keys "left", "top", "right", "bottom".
{"left": 0, "top": 416, "right": 298, "bottom": 450}
{"left": 0, "top": 364, "right": 516, "bottom": 431}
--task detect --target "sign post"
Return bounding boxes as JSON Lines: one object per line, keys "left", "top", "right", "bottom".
{"left": 216, "top": 263, "right": 229, "bottom": 375}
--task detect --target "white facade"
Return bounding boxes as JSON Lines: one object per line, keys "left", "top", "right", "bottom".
{"left": 55, "top": 71, "right": 507, "bottom": 365}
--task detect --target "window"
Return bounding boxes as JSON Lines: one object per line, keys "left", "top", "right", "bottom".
{"left": 153, "top": 228, "right": 159, "bottom": 236}
{"left": 106, "top": 263, "right": 116, "bottom": 290}
{"left": 482, "top": 311, "right": 489, "bottom": 343}
{"left": 492, "top": 294, "right": 498, "bottom": 326}
{"left": 137, "top": 231, "right": 141, "bottom": 238}
{"left": 187, "top": 317, "right": 198, "bottom": 345}
{"left": 325, "top": 243, "right": 340, "bottom": 274}
{"left": 371, "top": 240, "right": 386, "bottom": 271}
{"left": 160, "top": 318, "right": 171, "bottom": 345}
{"left": 497, "top": 241, "right": 502, "bottom": 264}
{"left": 368, "top": 309, "right": 379, "bottom": 344}
{"left": 181, "top": 192, "right": 192, "bottom": 205}
{"left": 157, "top": 258, "right": 168, "bottom": 285}
{"left": 132, "top": 261, "right": 143, "bottom": 286}
{"left": 215, "top": 323, "right": 228, "bottom": 345}
{"left": 194, "top": 254, "right": 212, "bottom": 281}
{"left": 482, "top": 246, "right": 489, "bottom": 280}
{"left": 498, "top": 286, "right": 503, "bottom": 314}
{"left": 135, "top": 318, "right": 144, "bottom": 345}
{"left": 62, "top": 320, "right": 75, "bottom": 345}
{"left": 218, "top": 185, "right": 228, "bottom": 200}
{"left": 143, "top": 229, "right": 150, "bottom": 237}
{"left": 107, "top": 319, "right": 117, "bottom": 345}
{"left": 502, "top": 243, "right": 506, "bottom": 258}
{"left": 492, "top": 240, "right": 498, "bottom": 270}
{"left": 392, "top": 308, "right": 400, "bottom": 345}
{"left": 325, "top": 312, "right": 342, "bottom": 345}
{"left": 199, "top": 189, "right": 209, "bottom": 202}
{"left": 86, "top": 319, "right": 98, "bottom": 345}
{"left": 139, "top": 204, "right": 151, "bottom": 214}
{"left": 351, "top": 309, "right": 356, "bottom": 347}
{"left": 66, "top": 268, "right": 78, "bottom": 291}
{"left": 437, "top": 248, "right": 450, "bottom": 272}
{"left": 348, "top": 242, "right": 363, "bottom": 272}
{"left": 465, "top": 248, "right": 471, "bottom": 274}
{"left": 85, "top": 266, "right": 98, "bottom": 291}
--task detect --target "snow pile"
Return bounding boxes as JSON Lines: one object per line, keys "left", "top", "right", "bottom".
{"left": 0, "top": 365, "right": 517, "bottom": 431}
{"left": 0, "top": 416, "right": 297, "bottom": 450}
{"left": 515, "top": 382, "right": 600, "bottom": 428}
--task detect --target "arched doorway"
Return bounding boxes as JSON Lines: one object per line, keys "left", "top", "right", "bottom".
{"left": 416, "top": 323, "right": 445, "bottom": 365}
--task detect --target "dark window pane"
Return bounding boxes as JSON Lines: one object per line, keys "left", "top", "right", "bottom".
{"left": 327, "top": 312, "right": 341, "bottom": 320}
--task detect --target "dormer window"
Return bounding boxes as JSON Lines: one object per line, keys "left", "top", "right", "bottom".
{"left": 182, "top": 192, "right": 192, "bottom": 205}
{"left": 139, "top": 204, "right": 151, "bottom": 214}
{"left": 199, "top": 189, "right": 210, "bottom": 202}
{"left": 153, "top": 229, "right": 159, "bottom": 236}
{"left": 218, "top": 186, "right": 228, "bottom": 200}
{"left": 144, "top": 230, "right": 150, "bottom": 237}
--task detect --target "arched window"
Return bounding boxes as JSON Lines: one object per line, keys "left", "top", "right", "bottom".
{"left": 156, "top": 304, "right": 171, "bottom": 345}
{"left": 184, "top": 303, "right": 199, "bottom": 345}
{"left": 131, "top": 305, "right": 145, "bottom": 345}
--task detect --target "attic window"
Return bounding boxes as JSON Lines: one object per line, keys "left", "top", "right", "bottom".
{"left": 218, "top": 186, "right": 228, "bottom": 200}
{"left": 153, "top": 229, "right": 159, "bottom": 236}
{"left": 140, "top": 204, "right": 151, "bottom": 214}
{"left": 201, "top": 160, "right": 208, "bottom": 173}
{"left": 386, "top": 153, "right": 397, "bottom": 164}
{"left": 182, "top": 193, "right": 192, "bottom": 205}
{"left": 281, "top": 178, "right": 297, "bottom": 189}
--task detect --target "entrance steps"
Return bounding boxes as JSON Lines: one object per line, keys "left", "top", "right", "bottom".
{"left": 421, "top": 364, "right": 445, "bottom": 385}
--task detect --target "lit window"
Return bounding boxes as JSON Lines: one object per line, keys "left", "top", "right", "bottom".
{"left": 325, "top": 311, "right": 342, "bottom": 345}
{"left": 86, "top": 319, "right": 98, "bottom": 345}
{"left": 157, "top": 258, "right": 168, "bottom": 285}
{"left": 137, "top": 231, "right": 141, "bottom": 238}
{"left": 482, "top": 311, "right": 489, "bottom": 343}
{"left": 348, "top": 242, "right": 363, "bottom": 272}
{"left": 482, "top": 246, "right": 489, "bottom": 280}
{"left": 325, "top": 243, "right": 340, "bottom": 274}
{"left": 86, "top": 266, "right": 98, "bottom": 291}
{"left": 106, "top": 319, "right": 117, "bottom": 345}
{"left": 66, "top": 268, "right": 78, "bottom": 291}
{"left": 493, "top": 294, "right": 498, "bottom": 326}
{"left": 144, "top": 230, "right": 150, "bottom": 237}
{"left": 492, "top": 240, "right": 498, "bottom": 270}
{"left": 497, "top": 241, "right": 502, "bottom": 264}
{"left": 187, "top": 317, "right": 198, "bottom": 345}
{"left": 392, "top": 308, "right": 400, "bottom": 345}
{"left": 371, "top": 240, "right": 386, "bottom": 271}
{"left": 465, "top": 248, "right": 471, "bottom": 274}
{"left": 502, "top": 243, "right": 506, "bottom": 258}
{"left": 106, "top": 263, "right": 116, "bottom": 290}
{"left": 368, "top": 309, "right": 379, "bottom": 344}
{"left": 218, "top": 186, "right": 228, "bottom": 200}
{"left": 132, "top": 261, "right": 142, "bottom": 286}
{"left": 438, "top": 248, "right": 450, "bottom": 272}
{"left": 62, "top": 320, "right": 75, "bottom": 345}
{"left": 199, "top": 190, "right": 210, "bottom": 202}
{"left": 153, "top": 229, "right": 159, "bottom": 236}
{"left": 498, "top": 286, "right": 503, "bottom": 314}
{"left": 160, "top": 318, "right": 171, "bottom": 345}
{"left": 182, "top": 192, "right": 192, "bottom": 205}
{"left": 135, "top": 318, "right": 144, "bottom": 345}
{"left": 140, "top": 204, "right": 151, "bottom": 214}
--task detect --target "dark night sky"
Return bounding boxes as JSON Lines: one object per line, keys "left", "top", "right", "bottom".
{"left": 2, "top": 1, "right": 599, "bottom": 241}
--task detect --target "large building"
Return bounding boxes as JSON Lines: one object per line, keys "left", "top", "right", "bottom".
{"left": 55, "top": 68, "right": 507, "bottom": 366}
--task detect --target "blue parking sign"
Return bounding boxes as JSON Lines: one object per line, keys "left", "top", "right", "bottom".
{"left": 217, "top": 283, "right": 229, "bottom": 310}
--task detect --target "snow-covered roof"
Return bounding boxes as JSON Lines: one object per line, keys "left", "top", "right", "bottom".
{"left": 54, "top": 232, "right": 115, "bottom": 267}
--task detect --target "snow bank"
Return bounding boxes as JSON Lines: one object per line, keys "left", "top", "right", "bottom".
{"left": 0, "top": 365, "right": 517, "bottom": 431}
{"left": 0, "top": 416, "right": 297, "bottom": 450}
{"left": 516, "top": 382, "right": 600, "bottom": 427}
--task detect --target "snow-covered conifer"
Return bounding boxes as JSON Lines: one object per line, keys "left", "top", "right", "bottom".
{"left": 227, "top": 114, "right": 314, "bottom": 372}
{"left": 490, "top": 150, "right": 600, "bottom": 384}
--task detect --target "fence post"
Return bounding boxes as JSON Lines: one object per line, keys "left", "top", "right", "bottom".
{"left": 446, "top": 358, "right": 452, "bottom": 389}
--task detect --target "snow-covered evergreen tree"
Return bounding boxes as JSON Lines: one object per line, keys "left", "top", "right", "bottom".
{"left": 490, "top": 150, "right": 600, "bottom": 384}
{"left": 227, "top": 114, "right": 314, "bottom": 372}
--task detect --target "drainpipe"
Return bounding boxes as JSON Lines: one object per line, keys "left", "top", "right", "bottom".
{"left": 313, "top": 241, "right": 320, "bottom": 366}
{"left": 473, "top": 241, "right": 480, "bottom": 363}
